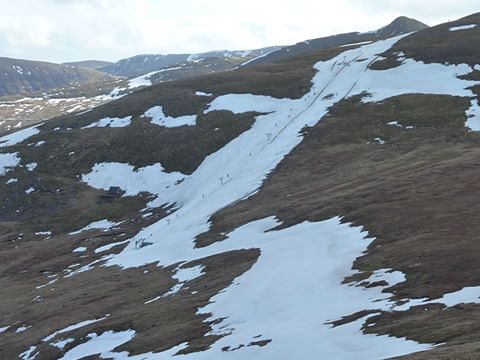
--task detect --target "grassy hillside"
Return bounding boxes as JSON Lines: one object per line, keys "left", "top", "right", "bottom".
{"left": 0, "top": 57, "right": 114, "bottom": 97}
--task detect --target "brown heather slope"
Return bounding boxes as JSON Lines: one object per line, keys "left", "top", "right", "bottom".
{"left": 1, "top": 17, "right": 480, "bottom": 358}
{"left": 0, "top": 45, "right": 350, "bottom": 358}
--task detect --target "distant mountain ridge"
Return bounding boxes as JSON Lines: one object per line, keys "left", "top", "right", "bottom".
{"left": 0, "top": 16, "right": 426, "bottom": 100}
{"left": 244, "top": 16, "right": 428, "bottom": 66}
{"left": 98, "top": 47, "right": 281, "bottom": 77}
{"left": 62, "top": 60, "right": 114, "bottom": 70}
{"left": 0, "top": 57, "right": 114, "bottom": 97}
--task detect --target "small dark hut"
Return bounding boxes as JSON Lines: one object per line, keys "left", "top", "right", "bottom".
{"left": 100, "top": 186, "right": 125, "bottom": 200}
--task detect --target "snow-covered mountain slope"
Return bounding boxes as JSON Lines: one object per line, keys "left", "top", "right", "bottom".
{"left": 243, "top": 16, "right": 428, "bottom": 67}
{"left": 1, "top": 13, "right": 480, "bottom": 360}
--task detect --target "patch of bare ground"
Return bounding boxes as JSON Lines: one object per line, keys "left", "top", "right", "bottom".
{"left": 194, "top": 93, "right": 480, "bottom": 352}
{"left": 0, "top": 166, "right": 150, "bottom": 235}
{"left": 370, "top": 12, "right": 480, "bottom": 70}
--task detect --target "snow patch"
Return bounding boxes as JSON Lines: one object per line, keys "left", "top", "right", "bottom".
{"left": 195, "top": 91, "right": 213, "bottom": 97}
{"left": 0, "top": 124, "right": 41, "bottom": 148}
{"left": 372, "top": 138, "right": 386, "bottom": 144}
{"left": 82, "top": 116, "right": 132, "bottom": 129}
{"left": 206, "top": 93, "right": 291, "bottom": 115}
{"left": 70, "top": 219, "right": 120, "bottom": 235}
{"left": 58, "top": 330, "right": 135, "bottom": 360}
{"left": 175, "top": 265, "right": 205, "bottom": 283}
{"left": 25, "top": 162, "right": 37, "bottom": 171}
{"left": 397, "top": 286, "right": 480, "bottom": 311}
{"left": 143, "top": 106, "right": 197, "bottom": 127}
{"left": 465, "top": 99, "right": 480, "bottom": 131}
{"left": 145, "top": 265, "right": 205, "bottom": 303}
{"left": 43, "top": 316, "right": 109, "bottom": 342}
{"left": 95, "top": 239, "right": 130, "bottom": 254}
{"left": 0, "top": 325, "right": 10, "bottom": 333}
{"left": 449, "top": 24, "right": 478, "bottom": 31}
{"left": 82, "top": 162, "right": 184, "bottom": 198}
{"left": 339, "top": 41, "right": 373, "bottom": 47}
{"left": 16, "top": 325, "right": 31, "bottom": 333}
{"left": 19, "top": 346, "right": 38, "bottom": 360}
{"left": 128, "top": 67, "right": 183, "bottom": 88}
{"left": 240, "top": 49, "right": 281, "bottom": 67}
{"left": 51, "top": 338, "right": 74, "bottom": 350}
{"left": 0, "top": 152, "right": 20, "bottom": 175}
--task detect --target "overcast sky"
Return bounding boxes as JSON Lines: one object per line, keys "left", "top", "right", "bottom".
{"left": 0, "top": 0, "right": 478, "bottom": 63}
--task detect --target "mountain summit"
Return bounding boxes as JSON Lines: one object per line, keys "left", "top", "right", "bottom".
{"left": 375, "top": 16, "right": 429, "bottom": 37}
{"left": 243, "top": 16, "right": 429, "bottom": 66}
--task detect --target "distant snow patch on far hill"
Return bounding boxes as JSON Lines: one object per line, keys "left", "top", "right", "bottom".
{"left": 239, "top": 49, "right": 281, "bottom": 67}
{"left": 81, "top": 116, "right": 132, "bottom": 129}
{"left": 0, "top": 124, "right": 41, "bottom": 147}
{"left": 128, "top": 67, "right": 183, "bottom": 88}
{"left": 449, "top": 24, "right": 478, "bottom": 31}
{"left": 339, "top": 41, "right": 373, "bottom": 47}
{"left": 128, "top": 71, "right": 159, "bottom": 88}
{"left": 143, "top": 106, "right": 196, "bottom": 127}
{"left": 0, "top": 152, "right": 20, "bottom": 175}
